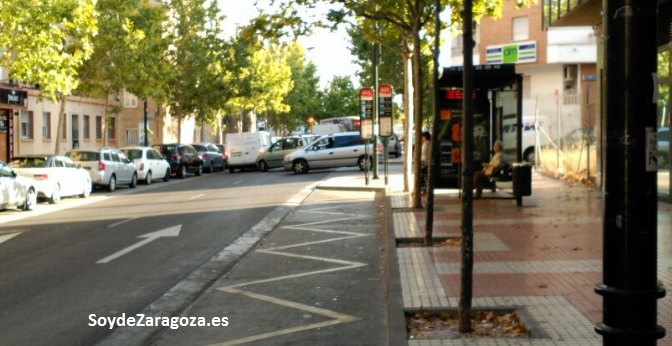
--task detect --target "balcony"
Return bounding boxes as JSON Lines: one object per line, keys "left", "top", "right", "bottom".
{"left": 542, "top": 0, "right": 602, "bottom": 30}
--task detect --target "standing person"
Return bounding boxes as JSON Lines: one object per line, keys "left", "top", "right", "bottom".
{"left": 420, "top": 131, "right": 431, "bottom": 193}
{"left": 473, "top": 140, "right": 504, "bottom": 198}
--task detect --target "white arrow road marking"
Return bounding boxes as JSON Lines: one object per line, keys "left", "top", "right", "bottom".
{"left": 0, "top": 232, "right": 23, "bottom": 245}
{"left": 96, "top": 225, "right": 182, "bottom": 264}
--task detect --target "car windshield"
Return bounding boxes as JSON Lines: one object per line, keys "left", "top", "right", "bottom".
{"left": 123, "top": 149, "right": 143, "bottom": 160}
{"left": 154, "top": 145, "right": 176, "bottom": 155}
{"left": 192, "top": 144, "right": 207, "bottom": 152}
{"left": 9, "top": 157, "right": 47, "bottom": 168}
{"left": 67, "top": 151, "right": 99, "bottom": 161}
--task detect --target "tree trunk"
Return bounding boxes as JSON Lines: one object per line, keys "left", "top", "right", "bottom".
{"left": 54, "top": 94, "right": 66, "bottom": 154}
{"left": 103, "top": 97, "right": 109, "bottom": 147}
{"left": 411, "top": 27, "right": 424, "bottom": 209}
{"left": 402, "top": 47, "right": 413, "bottom": 193}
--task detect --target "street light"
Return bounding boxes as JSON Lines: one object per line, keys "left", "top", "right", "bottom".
{"left": 307, "top": 116, "right": 314, "bottom": 133}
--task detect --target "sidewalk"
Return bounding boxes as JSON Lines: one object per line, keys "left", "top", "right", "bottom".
{"left": 381, "top": 169, "right": 672, "bottom": 345}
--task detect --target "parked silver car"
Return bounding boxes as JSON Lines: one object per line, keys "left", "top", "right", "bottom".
{"left": 66, "top": 148, "right": 138, "bottom": 192}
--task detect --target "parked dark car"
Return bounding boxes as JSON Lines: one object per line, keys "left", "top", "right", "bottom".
{"left": 152, "top": 143, "right": 203, "bottom": 178}
{"left": 192, "top": 143, "right": 225, "bottom": 173}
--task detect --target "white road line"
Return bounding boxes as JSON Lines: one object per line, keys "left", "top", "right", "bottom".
{"left": 108, "top": 217, "right": 137, "bottom": 228}
{"left": 189, "top": 193, "right": 204, "bottom": 200}
{"left": 213, "top": 202, "right": 374, "bottom": 345}
{"left": 232, "top": 180, "right": 243, "bottom": 185}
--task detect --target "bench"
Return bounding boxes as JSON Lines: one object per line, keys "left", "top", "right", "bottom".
{"left": 478, "top": 163, "right": 530, "bottom": 206}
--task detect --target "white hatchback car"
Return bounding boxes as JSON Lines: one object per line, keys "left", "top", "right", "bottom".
{"left": 66, "top": 148, "right": 137, "bottom": 192}
{"left": 121, "top": 146, "right": 171, "bottom": 185}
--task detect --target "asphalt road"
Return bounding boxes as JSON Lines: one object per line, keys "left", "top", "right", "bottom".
{"left": 0, "top": 168, "right": 328, "bottom": 346}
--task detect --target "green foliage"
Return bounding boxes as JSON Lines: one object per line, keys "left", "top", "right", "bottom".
{"left": 272, "top": 42, "right": 321, "bottom": 133}
{"left": 317, "top": 76, "right": 359, "bottom": 120}
{"left": 0, "top": 0, "right": 97, "bottom": 101}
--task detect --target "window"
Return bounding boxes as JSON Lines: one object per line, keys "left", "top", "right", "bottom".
{"left": 107, "top": 117, "right": 116, "bottom": 139}
{"left": 96, "top": 116, "right": 102, "bottom": 140}
{"left": 124, "top": 90, "right": 138, "bottom": 108}
{"left": 126, "top": 129, "right": 139, "bottom": 145}
{"left": 71, "top": 114, "right": 79, "bottom": 142}
{"left": 42, "top": 112, "right": 51, "bottom": 139}
{"left": 523, "top": 75, "right": 531, "bottom": 98}
{"left": 21, "top": 111, "right": 33, "bottom": 139}
{"left": 512, "top": 16, "right": 529, "bottom": 41}
{"left": 83, "top": 115, "right": 90, "bottom": 139}
{"left": 111, "top": 151, "right": 120, "bottom": 162}
{"left": 61, "top": 113, "right": 67, "bottom": 140}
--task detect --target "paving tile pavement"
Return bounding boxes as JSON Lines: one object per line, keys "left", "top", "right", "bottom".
{"left": 357, "top": 167, "right": 672, "bottom": 345}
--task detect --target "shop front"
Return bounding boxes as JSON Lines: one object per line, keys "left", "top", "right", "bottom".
{"left": 0, "top": 87, "right": 28, "bottom": 162}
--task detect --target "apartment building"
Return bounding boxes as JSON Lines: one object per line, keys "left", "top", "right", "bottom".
{"left": 451, "top": 0, "right": 598, "bottom": 142}
{"left": 0, "top": 73, "right": 215, "bottom": 161}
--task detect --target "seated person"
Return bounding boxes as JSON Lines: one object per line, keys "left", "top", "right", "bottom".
{"left": 473, "top": 140, "right": 505, "bottom": 198}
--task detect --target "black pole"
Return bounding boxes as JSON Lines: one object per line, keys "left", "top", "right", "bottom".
{"left": 426, "top": 0, "right": 441, "bottom": 245}
{"left": 595, "top": 0, "right": 665, "bottom": 343}
{"left": 143, "top": 99, "right": 149, "bottom": 146}
{"left": 458, "top": 0, "right": 475, "bottom": 333}
{"left": 373, "top": 40, "right": 380, "bottom": 179}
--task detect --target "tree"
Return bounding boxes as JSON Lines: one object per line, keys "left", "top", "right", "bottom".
{"left": 225, "top": 41, "right": 293, "bottom": 133}
{"left": 163, "top": 0, "right": 224, "bottom": 141}
{"left": 77, "top": 0, "right": 169, "bottom": 147}
{"left": 317, "top": 76, "right": 359, "bottom": 120}
{"left": 273, "top": 42, "right": 321, "bottom": 134}
{"left": 0, "top": 0, "right": 97, "bottom": 153}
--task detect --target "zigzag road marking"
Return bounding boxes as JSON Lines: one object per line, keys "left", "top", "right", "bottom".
{"left": 213, "top": 207, "right": 374, "bottom": 345}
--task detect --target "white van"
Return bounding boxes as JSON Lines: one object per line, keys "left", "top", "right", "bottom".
{"left": 312, "top": 124, "right": 346, "bottom": 137}
{"left": 501, "top": 115, "right": 551, "bottom": 164}
{"left": 225, "top": 131, "right": 271, "bottom": 173}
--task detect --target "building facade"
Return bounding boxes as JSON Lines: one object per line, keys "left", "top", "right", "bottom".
{"left": 450, "top": 0, "right": 599, "bottom": 181}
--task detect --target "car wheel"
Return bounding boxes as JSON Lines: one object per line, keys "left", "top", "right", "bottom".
{"left": 179, "top": 165, "right": 187, "bottom": 179}
{"left": 524, "top": 148, "right": 536, "bottom": 165}
{"left": 129, "top": 173, "right": 137, "bottom": 188}
{"left": 259, "top": 160, "right": 268, "bottom": 172}
{"left": 208, "top": 162, "right": 215, "bottom": 173}
{"left": 145, "top": 171, "right": 152, "bottom": 185}
{"left": 358, "top": 156, "right": 372, "bottom": 171}
{"left": 196, "top": 164, "right": 203, "bottom": 176}
{"left": 107, "top": 175, "right": 117, "bottom": 192}
{"left": 229, "top": 167, "right": 235, "bottom": 173}
{"left": 80, "top": 181, "right": 91, "bottom": 198}
{"left": 22, "top": 188, "right": 37, "bottom": 211}
{"left": 292, "top": 160, "right": 308, "bottom": 174}
{"left": 163, "top": 168, "right": 171, "bottom": 182}
{"left": 48, "top": 185, "right": 61, "bottom": 204}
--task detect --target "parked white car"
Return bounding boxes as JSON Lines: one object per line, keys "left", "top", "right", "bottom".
{"left": 121, "top": 146, "right": 171, "bottom": 185}
{"left": 0, "top": 161, "right": 37, "bottom": 211}
{"left": 66, "top": 148, "right": 137, "bottom": 192}
{"left": 8, "top": 155, "right": 92, "bottom": 204}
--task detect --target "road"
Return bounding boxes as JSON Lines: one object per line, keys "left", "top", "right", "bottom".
{"left": 0, "top": 168, "right": 329, "bottom": 346}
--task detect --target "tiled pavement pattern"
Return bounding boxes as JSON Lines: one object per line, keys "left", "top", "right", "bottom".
{"left": 391, "top": 172, "right": 672, "bottom": 345}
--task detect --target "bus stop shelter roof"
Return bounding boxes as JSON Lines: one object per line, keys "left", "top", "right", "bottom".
{"left": 438, "top": 64, "right": 520, "bottom": 90}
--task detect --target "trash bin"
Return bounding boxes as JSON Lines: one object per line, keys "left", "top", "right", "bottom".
{"left": 512, "top": 162, "right": 532, "bottom": 196}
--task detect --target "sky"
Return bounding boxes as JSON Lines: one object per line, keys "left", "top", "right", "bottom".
{"left": 217, "top": 0, "right": 360, "bottom": 89}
